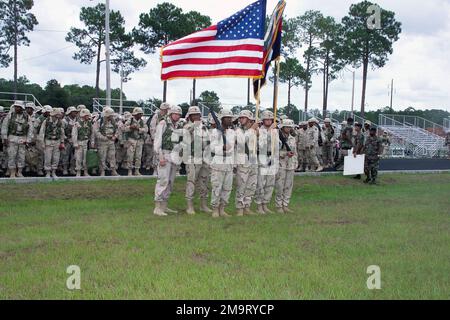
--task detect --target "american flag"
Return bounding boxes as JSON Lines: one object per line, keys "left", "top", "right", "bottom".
{"left": 161, "top": 0, "right": 267, "bottom": 81}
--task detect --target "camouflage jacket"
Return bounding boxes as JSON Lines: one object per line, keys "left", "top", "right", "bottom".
{"left": 363, "top": 135, "right": 383, "bottom": 160}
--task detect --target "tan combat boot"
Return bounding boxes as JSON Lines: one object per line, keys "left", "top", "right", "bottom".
{"left": 212, "top": 207, "right": 220, "bottom": 218}
{"left": 51, "top": 170, "right": 57, "bottom": 178}
{"left": 315, "top": 166, "right": 324, "bottom": 172}
{"left": 83, "top": 170, "right": 90, "bottom": 177}
{"left": 257, "top": 204, "right": 266, "bottom": 215}
{"left": 127, "top": 169, "right": 133, "bottom": 176}
{"left": 154, "top": 201, "right": 168, "bottom": 217}
{"left": 276, "top": 207, "right": 285, "bottom": 214}
{"left": 134, "top": 169, "right": 142, "bottom": 176}
{"left": 219, "top": 205, "right": 231, "bottom": 217}
{"left": 9, "top": 169, "right": 16, "bottom": 178}
{"left": 111, "top": 169, "right": 119, "bottom": 176}
{"left": 186, "top": 200, "right": 196, "bottom": 215}
{"left": 244, "top": 207, "right": 257, "bottom": 216}
{"left": 283, "top": 206, "right": 293, "bottom": 213}
{"left": 200, "top": 199, "right": 212, "bottom": 213}
{"left": 76, "top": 170, "right": 81, "bottom": 177}
{"left": 16, "top": 168, "right": 24, "bottom": 178}
{"left": 100, "top": 169, "right": 105, "bottom": 177}
{"left": 263, "top": 204, "right": 274, "bottom": 214}
{"left": 45, "top": 171, "right": 51, "bottom": 178}
{"left": 236, "top": 208, "right": 244, "bottom": 217}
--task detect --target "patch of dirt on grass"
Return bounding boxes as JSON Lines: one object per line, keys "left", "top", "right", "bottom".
{"left": 191, "top": 252, "right": 209, "bottom": 264}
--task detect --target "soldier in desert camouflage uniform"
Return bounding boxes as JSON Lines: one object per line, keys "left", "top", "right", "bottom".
{"left": 123, "top": 107, "right": 148, "bottom": 176}
{"left": 72, "top": 108, "right": 95, "bottom": 177}
{"left": 95, "top": 107, "right": 120, "bottom": 177}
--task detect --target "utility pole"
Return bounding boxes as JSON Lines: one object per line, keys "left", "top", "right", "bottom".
{"left": 389, "top": 78, "right": 394, "bottom": 110}
{"left": 351, "top": 71, "right": 355, "bottom": 116}
{"left": 105, "top": 0, "right": 111, "bottom": 107}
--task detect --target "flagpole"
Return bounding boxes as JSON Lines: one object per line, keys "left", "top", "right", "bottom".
{"left": 273, "top": 59, "right": 281, "bottom": 123}
{"left": 253, "top": 79, "right": 262, "bottom": 154}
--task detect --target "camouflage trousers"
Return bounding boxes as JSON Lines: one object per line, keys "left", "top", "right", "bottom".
{"left": 143, "top": 140, "right": 154, "bottom": 170}
{"left": 275, "top": 168, "right": 295, "bottom": 208}
{"left": 44, "top": 140, "right": 61, "bottom": 171}
{"left": 255, "top": 167, "right": 276, "bottom": 205}
{"left": 61, "top": 141, "right": 75, "bottom": 171}
{"left": 235, "top": 164, "right": 258, "bottom": 209}
{"left": 35, "top": 141, "right": 44, "bottom": 172}
{"left": 297, "top": 149, "right": 306, "bottom": 170}
{"left": 126, "top": 139, "right": 144, "bottom": 170}
{"left": 25, "top": 144, "right": 40, "bottom": 171}
{"left": 74, "top": 140, "right": 89, "bottom": 171}
{"left": 210, "top": 165, "right": 233, "bottom": 209}
{"left": 382, "top": 145, "right": 390, "bottom": 158}
{"left": 185, "top": 163, "right": 210, "bottom": 201}
{"left": 98, "top": 140, "right": 117, "bottom": 170}
{"left": 306, "top": 146, "right": 320, "bottom": 169}
{"left": 322, "top": 144, "right": 334, "bottom": 167}
{"left": 365, "top": 157, "right": 380, "bottom": 181}
{"left": 154, "top": 152, "right": 178, "bottom": 202}
{"left": 115, "top": 143, "right": 127, "bottom": 169}
{"left": 7, "top": 135, "right": 27, "bottom": 169}
{"left": 335, "top": 148, "right": 350, "bottom": 170}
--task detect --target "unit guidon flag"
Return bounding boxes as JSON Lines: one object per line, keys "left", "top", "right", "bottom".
{"left": 160, "top": 0, "right": 267, "bottom": 81}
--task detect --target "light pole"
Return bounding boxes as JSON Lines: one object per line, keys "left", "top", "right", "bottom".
{"left": 105, "top": 0, "right": 111, "bottom": 107}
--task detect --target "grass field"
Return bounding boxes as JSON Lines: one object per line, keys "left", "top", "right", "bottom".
{"left": 0, "top": 173, "right": 449, "bottom": 300}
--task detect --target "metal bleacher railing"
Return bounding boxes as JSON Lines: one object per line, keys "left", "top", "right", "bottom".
{"left": 378, "top": 114, "right": 446, "bottom": 158}
{"left": 92, "top": 98, "right": 157, "bottom": 119}
{"left": 0, "top": 92, "right": 43, "bottom": 112}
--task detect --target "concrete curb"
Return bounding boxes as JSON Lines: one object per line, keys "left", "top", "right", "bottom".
{"left": 0, "top": 170, "right": 449, "bottom": 184}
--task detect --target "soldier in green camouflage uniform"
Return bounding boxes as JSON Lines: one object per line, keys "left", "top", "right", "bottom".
{"left": 322, "top": 118, "right": 336, "bottom": 168}
{"left": 153, "top": 106, "right": 184, "bottom": 216}
{"left": 0, "top": 106, "right": 6, "bottom": 175}
{"left": 183, "top": 106, "right": 211, "bottom": 215}
{"left": 39, "top": 108, "right": 66, "bottom": 178}
{"left": 335, "top": 118, "right": 354, "bottom": 170}
{"left": 124, "top": 107, "right": 148, "bottom": 176}
{"left": 34, "top": 105, "right": 52, "bottom": 176}
{"left": 1, "top": 101, "right": 33, "bottom": 178}
{"left": 352, "top": 122, "right": 365, "bottom": 179}
{"left": 72, "top": 109, "right": 95, "bottom": 177}
{"left": 445, "top": 132, "right": 450, "bottom": 159}
{"left": 363, "top": 127, "right": 383, "bottom": 184}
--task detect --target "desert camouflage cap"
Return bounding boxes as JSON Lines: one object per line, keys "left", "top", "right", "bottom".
{"left": 66, "top": 106, "right": 77, "bottom": 115}
{"left": 324, "top": 118, "right": 331, "bottom": 123}
{"left": 168, "top": 106, "right": 182, "bottom": 115}
{"left": 132, "top": 107, "right": 144, "bottom": 115}
{"left": 80, "top": 109, "right": 91, "bottom": 118}
{"left": 186, "top": 106, "right": 202, "bottom": 118}
{"left": 12, "top": 101, "right": 25, "bottom": 109}
{"left": 43, "top": 105, "right": 53, "bottom": 113}
{"left": 308, "top": 117, "right": 317, "bottom": 123}
{"left": 50, "top": 108, "right": 62, "bottom": 117}
{"left": 25, "top": 102, "right": 36, "bottom": 110}
{"left": 160, "top": 102, "right": 171, "bottom": 110}
{"left": 261, "top": 110, "right": 274, "bottom": 120}
{"left": 238, "top": 110, "right": 254, "bottom": 120}
{"left": 220, "top": 109, "right": 234, "bottom": 120}
{"left": 103, "top": 107, "right": 115, "bottom": 117}
{"left": 281, "top": 119, "right": 295, "bottom": 128}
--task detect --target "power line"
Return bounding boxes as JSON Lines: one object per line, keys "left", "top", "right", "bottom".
{"left": 34, "top": 29, "right": 69, "bottom": 33}
{"left": 19, "top": 45, "right": 74, "bottom": 62}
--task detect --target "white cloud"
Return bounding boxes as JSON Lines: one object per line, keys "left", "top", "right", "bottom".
{"left": 1, "top": 0, "right": 449, "bottom": 112}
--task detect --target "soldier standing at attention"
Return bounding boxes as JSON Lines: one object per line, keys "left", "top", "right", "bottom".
{"left": 336, "top": 118, "right": 354, "bottom": 170}
{"left": 352, "top": 122, "right": 365, "bottom": 180}
{"left": 255, "top": 110, "right": 278, "bottom": 215}
{"left": 34, "top": 105, "right": 52, "bottom": 176}
{"left": 296, "top": 121, "right": 308, "bottom": 171}
{"left": 153, "top": 106, "right": 184, "bottom": 216}
{"left": 149, "top": 103, "right": 171, "bottom": 175}
{"left": 39, "top": 108, "right": 66, "bottom": 178}
{"left": 1, "top": 101, "right": 32, "bottom": 178}
{"left": 95, "top": 107, "right": 120, "bottom": 177}
{"left": 183, "top": 106, "right": 212, "bottom": 215}
{"left": 62, "top": 107, "right": 79, "bottom": 176}
{"left": 235, "top": 110, "right": 259, "bottom": 216}
{"left": 0, "top": 106, "right": 6, "bottom": 175}
{"left": 72, "top": 109, "right": 95, "bottom": 177}
{"left": 363, "top": 127, "right": 384, "bottom": 184}
{"left": 381, "top": 131, "right": 391, "bottom": 158}
{"left": 209, "top": 110, "right": 236, "bottom": 218}
{"left": 445, "top": 131, "right": 450, "bottom": 160}
{"left": 275, "top": 119, "right": 298, "bottom": 213}
{"left": 124, "top": 107, "right": 148, "bottom": 176}
{"left": 322, "top": 118, "right": 336, "bottom": 169}
{"left": 306, "top": 118, "right": 323, "bottom": 172}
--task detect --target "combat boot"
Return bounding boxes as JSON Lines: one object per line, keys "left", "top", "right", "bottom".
{"left": 200, "top": 199, "right": 212, "bottom": 213}
{"left": 257, "top": 204, "right": 266, "bottom": 215}
{"left": 9, "top": 170, "right": 16, "bottom": 178}
{"left": 219, "top": 205, "right": 231, "bottom": 217}
{"left": 134, "top": 169, "right": 142, "bottom": 176}
{"left": 315, "top": 166, "right": 324, "bottom": 172}
{"left": 263, "top": 204, "right": 273, "bottom": 214}
{"left": 276, "top": 207, "right": 285, "bottom": 214}
{"left": 111, "top": 169, "right": 119, "bottom": 176}
{"left": 244, "top": 207, "right": 257, "bottom": 216}
{"left": 51, "top": 170, "right": 58, "bottom": 178}
{"left": 236, "top": 208, "right": 244, "bottom": 217}
{"left": 127, "top": 169, "right": 133, "bottom": 176}
{"left": 76, "top": 170, "right": 81, "bottom": 177}
{"left": 83, "top": 170, "right": 90, "bottom": 177}
{"left": 212, "top": 207, "right": 220, "bottom": 218}
{"left": 154, "top": 202, "right": 168, "bottom": 217}
{"left": 63, "top": 168, "right": 69, "bottom": 176}
{"left": 186, "top": 200, "right": 196, "bottom": 215}
{"left": 37, "top": 169, "right": 44, "bottom": 176}
{"left": 283, "top": 206, "right": 293, "bottom": 213}
{"left": 45, "top": 171, "right": 51, "bottom": 178}
{"left": 100, "top": 169, "right": 105, "bottom": 177}
{"left": 70, "top": 169, "right": 77, "bottom": 176}
{"left": 364, "top": 177, "right": 370, "bottom": 184}
{"left": 16, "top": 168, "right": 24, "bottom": 178}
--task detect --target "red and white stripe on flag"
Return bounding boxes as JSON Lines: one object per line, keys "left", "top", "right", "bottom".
{"left": 160, "top": 0, "right": 266, "bottom": 81}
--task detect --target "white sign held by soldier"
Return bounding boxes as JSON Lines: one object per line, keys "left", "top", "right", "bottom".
{"left": 343, "top": 149, "right": 365, "bottom": 176}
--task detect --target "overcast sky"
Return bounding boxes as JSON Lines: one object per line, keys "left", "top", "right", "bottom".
{"left": 1, "top": 0, "right": 449, "bottom": 112}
